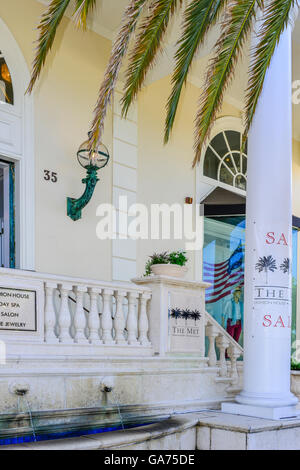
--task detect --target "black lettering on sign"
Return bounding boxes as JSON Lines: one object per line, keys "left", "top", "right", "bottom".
{"left": 44, "top": 170, "right": 58, "bottom": 183}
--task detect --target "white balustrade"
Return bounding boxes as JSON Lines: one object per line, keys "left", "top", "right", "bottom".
{"left": 126, "top": 292, "right": 138, "bottom": 345}
{"left": 73, "top": 286, "right": 88, "bottom": 344}
{"left": 87, "top": 288, "right": 102, "bottom": 344}
{"left": 205, "top": 312, "right": 243, "bottom": 386}
{"left": 114, "top": 290, "right": 127, "bottom": 344}
{"left": 44, "top": 282, "right": 58, "bottom": 343}
{"left": 138, "top": 292, "right": 151, "bottom": 346}
{"left": 58, "top": 283, "right": 73, "bottom": 344}
{"left": 101, "top": 288, "right": 114, "bottom": 344}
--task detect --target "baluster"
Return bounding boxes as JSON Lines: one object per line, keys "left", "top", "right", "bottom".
{"left": 101, "top": 288, "right": 114, "bottom": 344}
{"left": 228, "top": 345, "right": 240, "bottom": 385}
{"left": 216, "top": 335, "right": 229, "bottom": 377}
{"left": 114, "top": 290, "right": 127, "bottom": 344}
{"left": 88, "top": 287, "right": 102, "bottom": 344}
{"left": 73, "top": 285, "right": 88, "bottom": 344}
{"left": 58, "top": 283, "right": 73, "bottom": 343}
{"left": 44, "top": 282, "right": 58, "bottom": 343}
{"left": 138, "top": 292, "right": 151, "bottom": 346}
{"left": 126, "top": 292, "right": 138, "bottom": 345}
{"left": 206, "top": 325, "right": 218, "bottom": 367}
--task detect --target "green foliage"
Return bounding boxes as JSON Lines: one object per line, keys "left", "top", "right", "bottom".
{"left": 164, "top": 0, "right": 225, "bottom": 144}
{"left": 122, "top": 0, "right": 183, "bottom": 118}
{"left": 30, "top": 0, "right": 298, "bottom": 164}
{"left": 291, "top": 359, "right": 300, "bottom": 370}
{"left": 144, "top": 250, "right": 187, "bottom": 275}
{"left": 168, "top": 250, "right": 188, "bottom": 266}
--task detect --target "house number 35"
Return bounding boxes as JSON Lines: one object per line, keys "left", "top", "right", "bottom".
{"left": 44, "top": 170, "right": 58, "bottom": 183}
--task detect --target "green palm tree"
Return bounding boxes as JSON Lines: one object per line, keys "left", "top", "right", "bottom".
{"left": 255, "top": 255, "right": 277, "bottom": 284}
{"left": 27, "top": 0, "right": 298, "bottom": 163}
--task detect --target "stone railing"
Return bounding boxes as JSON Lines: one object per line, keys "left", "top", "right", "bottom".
{"left": 0, "top": 268, "right": 152, "bottom": 354}
{"left": 205, "top": 311, "right": 243, "bottom": 386}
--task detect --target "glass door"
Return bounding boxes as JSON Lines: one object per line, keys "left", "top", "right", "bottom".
{"left": 0, "top": 159, "right": 15, "bottom": 268}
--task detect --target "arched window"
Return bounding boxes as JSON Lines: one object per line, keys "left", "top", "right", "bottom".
{"left": 203, "top": 130, "right": 247, "bottom": 191}
{"left": 0, "top": 51, "right": 13, "bottom": 105}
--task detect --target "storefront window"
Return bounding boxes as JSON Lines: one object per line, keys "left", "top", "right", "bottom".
{"left": 203, "top": 216, "right": 245, "bottom": 346}
{"left": 203, "top": 217, "right": 298, "bottom": 351}
{"left": 0, "top": 52, "right": 14, "bottom": 105}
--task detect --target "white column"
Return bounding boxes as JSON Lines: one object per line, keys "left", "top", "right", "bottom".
{"left": 223, "top": 10, "right": 299, "bottom": 419}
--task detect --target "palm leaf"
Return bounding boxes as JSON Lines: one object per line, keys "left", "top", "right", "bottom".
{"left": 27, "top": 0, "right": 71, "bottom": 94}
{"left": 73, "top": 0, "right": 97, "bottom": 30}
{"left": 244, "top": 0, "right": 297, "bottom": 141}
{"left": 121, "top": 0, "right": 183, "bottom": 118}
{"left": 193, "top": 0, "right": 262, "bottom": 166}
{"left": 88, "top": 0, "right": 148, "bottom": 150}
{"left": 164, "top": 0, "right": 226, "bottom": 144}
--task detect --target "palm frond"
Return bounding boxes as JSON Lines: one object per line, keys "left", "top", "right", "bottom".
{"left": 27, "top": 0, "right": 71, "bottom": 94}
{"left": 244, "top": 0, "right": 297, "bottom": 141}
{"left": 193, "top": 0, "right": 262, "bottom": 166}
{"left": 164, "top": 0, "right": 226, "bottom": 144}
{"left": 121, "top": 0, "right": 183, "bottom": 118}
{"left": 73, "top": 0, "right": 97, "bottom": 30}
{"left": 88, "top": 0, "right": 148, "bottom": 150}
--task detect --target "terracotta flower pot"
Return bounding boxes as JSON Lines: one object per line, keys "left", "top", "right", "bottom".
{"left": 150, "top": 264, "right": 188, "bottom": 278}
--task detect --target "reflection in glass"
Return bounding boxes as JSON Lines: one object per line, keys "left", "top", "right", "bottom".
{"left": 203, "top": 217, "right": 298, "bottom": 355}
{"left": 203, "top": 216, "right": 245, "bottom": 347}
{"left": 0, "top": 52, "right": 13, "bottom": 105}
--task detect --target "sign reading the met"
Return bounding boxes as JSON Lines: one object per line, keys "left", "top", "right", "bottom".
{"left": 0, "top": 287, "right": 37, "bottom": 332}
{"left": 168, "top": 291, "right": 204, "bottom": 354}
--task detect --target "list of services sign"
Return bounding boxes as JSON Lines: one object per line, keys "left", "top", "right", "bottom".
{"left": 0, "top": 287, "right": 37, "bottom": 332}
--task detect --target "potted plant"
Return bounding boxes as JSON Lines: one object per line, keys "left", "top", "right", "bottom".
{"left": 144, "top": 250, "right": 188, "bottom": 278}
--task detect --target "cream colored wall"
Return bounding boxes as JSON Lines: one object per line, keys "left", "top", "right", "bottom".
{"left": 0, "top": 0, "right": 113, "bottom": 280}
{"left": 136, "top": 75, "right": 242, "bottom": 279}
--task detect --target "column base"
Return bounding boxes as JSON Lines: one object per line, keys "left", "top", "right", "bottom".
{"left": 222, "top": 402, "right": 300, "bottom": 420}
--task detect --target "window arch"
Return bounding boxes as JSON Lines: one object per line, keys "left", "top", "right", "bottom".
{"left": 0, "top": 51, "right": 13, "bottom": 105}
{"left": 203, "top": 130, "right": 247, "bottom": 191}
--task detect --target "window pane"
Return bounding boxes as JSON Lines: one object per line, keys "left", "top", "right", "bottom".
{"left": 210, "top": 132, "right": 227, "bottom": 158}
{"left": 203, "top": 147, "right": 219, "bottom": 180}
{"left": 0, "top": 53, "right": 14, "bottom": 105}
{"left": 225, "top": 130, "right": 241, "bottom": 151}
{"left": 235, "top": 174, "right": 247, "bottom": 191}
{"left": 219, "top": 163, "right": 233, "bottom": 186}
{"left": 232, "top": 151, "right": 241, "bottom": 172}
{"left": 203, "top": 216, "right": 245, "bottom": 348}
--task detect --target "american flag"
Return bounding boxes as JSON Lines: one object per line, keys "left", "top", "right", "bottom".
{"left": 203, "top": 242, "right": 244, "bottom": 304}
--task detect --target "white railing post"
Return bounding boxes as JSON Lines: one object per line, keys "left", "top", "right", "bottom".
{"left": 216, "top": 335, "right": 229, "bottom": 378}
{"left": 127, "top": 292, "right": 138, "bottom": 345}
{"left": 73, "top": 285, "right": 88, "bottom": 344}
{"left": 206, "top": 325, "right": 218, "bottom": 367}
{"left": 138, "top": 292, "right": 151, "bottom": 346}
{"left": 58, "top": 283, "right": 73, "bottom": 344}
{"left": 87, "top": 288, "right": 102, "bottom": 344}
{"left": 228, "top": 345, "right": 240, "bottom": 386}
{"left": 114, "top": 290, "right": 127, "bottom": 345}
{"left": 44, "top": 282, "right": 58, "bottom": 343}
{"left": 101, "top": 288, "right": 114, "bottom": 344}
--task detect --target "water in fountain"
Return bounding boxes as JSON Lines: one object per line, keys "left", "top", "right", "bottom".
{"left": 111, "top": 390, "right": 125, "bottom": 431}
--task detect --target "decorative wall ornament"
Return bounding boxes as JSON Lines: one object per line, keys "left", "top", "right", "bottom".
{"left": 67, "top": 133, "right": 110, "bottom": 221}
